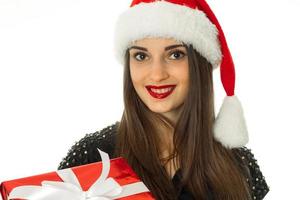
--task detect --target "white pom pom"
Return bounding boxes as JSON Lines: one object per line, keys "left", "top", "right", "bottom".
{"left": 213, "top": 96, "right": 249, "bottom": 148}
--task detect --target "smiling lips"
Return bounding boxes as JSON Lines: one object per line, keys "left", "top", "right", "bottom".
{"left": 145, "top": 85, "right": 176, "bottom": 99}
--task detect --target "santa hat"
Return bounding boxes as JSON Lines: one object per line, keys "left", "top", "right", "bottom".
{"left": 113, "top": 0, "right": 248, "bottom": 148}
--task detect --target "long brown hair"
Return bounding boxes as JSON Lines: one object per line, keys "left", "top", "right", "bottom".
{"left": 114, "top": 44, "right": 251, "bottom": 199}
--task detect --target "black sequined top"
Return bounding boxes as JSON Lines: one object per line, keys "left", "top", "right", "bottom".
{"left": 58, "top": 121, "right": 270, "bottom": 200}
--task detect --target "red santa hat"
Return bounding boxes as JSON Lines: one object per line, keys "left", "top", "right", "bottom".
{"left": 113, "top": 0, "right": 248, "bottom": 148}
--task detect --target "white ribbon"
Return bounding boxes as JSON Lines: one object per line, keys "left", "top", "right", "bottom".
{"left": 8, "top": 149, "right": 149, "bottom": 200}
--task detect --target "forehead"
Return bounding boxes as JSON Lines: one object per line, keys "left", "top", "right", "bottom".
{"left": 130, "top": 37, "right": 184, "bottom": 49}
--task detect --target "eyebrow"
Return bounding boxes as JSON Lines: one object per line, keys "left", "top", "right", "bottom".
{"left": 129, "top": 44, "right": 186, "bottom": 52}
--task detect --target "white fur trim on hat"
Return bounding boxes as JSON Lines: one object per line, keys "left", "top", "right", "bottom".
{"left": 213, "top": 96, "right": 249, "bottom": 148}
{"left": 113, "top": 1, "right": 222, "bottom": 68}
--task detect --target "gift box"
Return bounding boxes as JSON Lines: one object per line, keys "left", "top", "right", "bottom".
{"left": 1, "top": 149, "right": 155, "bottom": 200}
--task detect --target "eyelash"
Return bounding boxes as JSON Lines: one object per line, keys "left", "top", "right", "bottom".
{"left": 133, "top": 50, "right": 186, "bottom": 61}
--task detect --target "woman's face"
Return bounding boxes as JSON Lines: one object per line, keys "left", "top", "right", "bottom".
{"left": 129, "top": 37, "right": 189, "bottom": 123}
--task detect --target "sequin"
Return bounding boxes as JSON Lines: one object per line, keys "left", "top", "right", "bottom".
{"left": 237, "top": 147, "right": 269, "bottom": 199}
{"left": 57, "top": 121, "right": 269, "bottom": 200}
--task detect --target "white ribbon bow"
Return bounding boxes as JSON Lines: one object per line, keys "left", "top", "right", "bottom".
{"left": 8, "top": 149, "right": 149, "bottom": 200}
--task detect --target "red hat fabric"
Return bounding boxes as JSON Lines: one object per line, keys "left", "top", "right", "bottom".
{"left": 113, "top": 0, "right": 248, "bottom": 148}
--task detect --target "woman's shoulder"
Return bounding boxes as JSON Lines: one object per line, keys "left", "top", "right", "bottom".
{"left": 233, "top": 146, "right": 270, "bottom": 200}
{"left": 57, "top": 121, "right": 119, "bottom": 170}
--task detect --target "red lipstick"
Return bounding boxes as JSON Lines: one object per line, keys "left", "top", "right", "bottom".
{"left": 145, "top": 85, "right": 176, "bottom": 99}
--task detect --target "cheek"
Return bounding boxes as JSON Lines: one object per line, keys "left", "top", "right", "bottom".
{"left": 130, "top": 66, "right": 146, "bottom": 88}
{"left": 174, "top": 64, "right": 189, "bottom": 96}
{"left": 173, "top": 64, "right": 189, "bottom": 84}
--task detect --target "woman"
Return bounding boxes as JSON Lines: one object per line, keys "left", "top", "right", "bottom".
{"left": 58, "top": 0, "right": 269, "bottom": 199}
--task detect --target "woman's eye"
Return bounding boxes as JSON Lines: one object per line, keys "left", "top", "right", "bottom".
{"left": 132, "top": 51, "right": 185, "bottom": 61}
{"left": 133, "top": 52, "right": 148, "bottom": 61}
{"left": 169, "top": 50, "right": 186, "bottom": 60}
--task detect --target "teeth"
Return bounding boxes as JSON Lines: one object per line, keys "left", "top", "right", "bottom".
{"left": 150, "top": 87, "right": 172, "bottom": 94}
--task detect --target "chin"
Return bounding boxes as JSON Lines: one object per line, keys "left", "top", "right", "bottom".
{"left": 149, "top": 108, "right": 168, "bottom": 113}
{"left": 148, "top": 105, "right": 172, "bottom": 114}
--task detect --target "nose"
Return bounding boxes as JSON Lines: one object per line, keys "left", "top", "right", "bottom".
{"left": 149, "top": 59, "right": 169, "bottom": 82}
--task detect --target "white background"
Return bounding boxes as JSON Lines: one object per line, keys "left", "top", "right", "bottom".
{"left": 1, "top": 0, "right": 300, "bottom": 199}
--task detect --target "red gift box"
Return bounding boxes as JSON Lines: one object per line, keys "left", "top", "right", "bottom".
{"left": 1, "top": 150, "right": 155, "bottom": 200}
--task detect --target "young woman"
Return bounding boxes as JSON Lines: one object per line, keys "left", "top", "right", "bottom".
{"left": 58, "top": 0, "right": 269, "bottom": 199}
